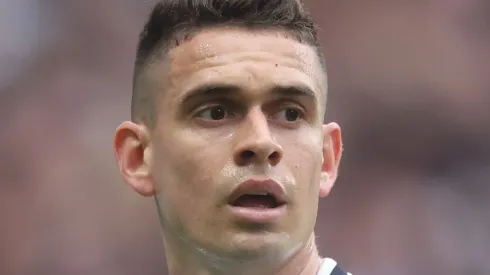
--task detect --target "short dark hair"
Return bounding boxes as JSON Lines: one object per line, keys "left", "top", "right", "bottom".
{"left": 131, "top": 0, "right": 323, "bottom": 128}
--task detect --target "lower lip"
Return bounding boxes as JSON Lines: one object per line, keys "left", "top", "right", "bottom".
{"left": 227, "top": 204, "right": 287, "bottom": 223}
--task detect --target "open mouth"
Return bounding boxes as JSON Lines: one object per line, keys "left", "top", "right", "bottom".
{"left": 227, "top": 179, "right": 288, "bottom": 223}
{"left": 230, "top": 193, "right": 285, "bottom": 209}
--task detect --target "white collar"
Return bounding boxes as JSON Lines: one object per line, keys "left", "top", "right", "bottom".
{"left": 317, "top": 258, "right": 337, "bottom": 275}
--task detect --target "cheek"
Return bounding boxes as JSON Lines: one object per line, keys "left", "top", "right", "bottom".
{"left": 282, "top": 130, "right": 323, "bottom": 200}
{"left": 281, "top": 133, "right": 322, "bottom": 237}
{"left": 287, "top": 130, "right": 323, "bottom": 177}
{"left": 152, "top": 130, "right": 228, "bottom": 211}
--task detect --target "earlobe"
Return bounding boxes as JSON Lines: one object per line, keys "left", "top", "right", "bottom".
{"left": 319, "top": 122, "right": 343, "bottom": 198}
{"left": 319, "top": 171, "right": 333, "bottom": 197}
{"left": 113, "top": 121, "right": 156, "bottom": 197}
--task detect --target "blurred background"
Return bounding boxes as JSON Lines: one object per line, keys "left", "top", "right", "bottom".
{"left": 0, "top": 0, "right": 489, "bottom": 274}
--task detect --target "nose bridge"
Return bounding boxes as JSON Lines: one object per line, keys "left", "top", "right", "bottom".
{"left": 234, "top": 106, "right": 283, "bottom": 166}
{"left": 245, "top": 107, "right": 272, "bottom": 140}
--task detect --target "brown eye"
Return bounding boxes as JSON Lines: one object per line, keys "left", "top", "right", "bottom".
{"left": 197, "top": 105, "right": 228, "bottom": 120}
{"left": 284, "top": 109, "right": 300, "bottom": 121}
{"left": 276, "top": 108, "right": 303, "bottom": 122}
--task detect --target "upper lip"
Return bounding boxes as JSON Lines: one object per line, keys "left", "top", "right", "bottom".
{"left": 227, "top": 178, "right": 288, "bottom": 206}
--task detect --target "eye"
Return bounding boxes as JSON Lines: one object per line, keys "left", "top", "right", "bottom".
{"left": 275, "top": 107, "right": 304, "bottom": 122}
{"left": 196, "top": 105, "right": 231, "bottom": 121}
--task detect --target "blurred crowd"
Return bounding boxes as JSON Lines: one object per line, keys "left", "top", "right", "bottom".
{"left": 0, "top": 0, "right": 489, "bottom": 275}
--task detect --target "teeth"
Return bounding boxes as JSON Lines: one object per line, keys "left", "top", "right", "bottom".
{"left": 247, "top": 191, "right": 269, "bottom": 196}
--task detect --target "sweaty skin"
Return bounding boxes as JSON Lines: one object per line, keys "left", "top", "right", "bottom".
{"left": 114, "top": 27, "right": 342, "bottom": 275}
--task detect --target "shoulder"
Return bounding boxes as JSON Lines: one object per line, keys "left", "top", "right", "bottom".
{"left": 317, "top": 258, "right": 353, "bottom": 275}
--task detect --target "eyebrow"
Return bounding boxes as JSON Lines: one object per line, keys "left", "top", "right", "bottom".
{"left": 270, "top": 85, "right": 318, "bottom": 103}
{"left": 179, "top": 84, "right": 240, "bottom": 104}
{"left": 180, "top": 83, "right": 319, "bottom": 105}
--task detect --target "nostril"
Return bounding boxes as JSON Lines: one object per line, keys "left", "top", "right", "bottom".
{"left": 235, "top": 149, "right": 281, "bottom": 166}
{"left": 241, "top": 150, "right": 255, "bottom": 160}
{"left": 268, "top": 151, "right": 280, "bottom": 164}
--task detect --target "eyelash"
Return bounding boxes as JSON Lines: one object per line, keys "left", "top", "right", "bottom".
{"left": 193, "top": 101, "right": 237, "bottom": 115}
{"left": 271, "top": 106, "right": 306, "bottom": 126}
{"left": 192, "top": 101, "right": 307, "bottom": 122}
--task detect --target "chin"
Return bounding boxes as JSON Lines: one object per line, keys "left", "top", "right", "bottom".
{"left": 220, "top": 230, "right": 295, "bottom": 260}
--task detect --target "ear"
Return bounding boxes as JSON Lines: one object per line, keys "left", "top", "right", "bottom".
{"left": 113, "top": 121, "right": 155, "bottom": 196}
{"left": 319, "top": 122, "right": 343, "bottom": 198}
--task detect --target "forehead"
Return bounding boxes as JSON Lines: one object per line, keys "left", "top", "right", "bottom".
{"left": 147, "top": 27, "right": 326, "bottom": 103}
{"left": 172, "top": 27, "right": 320, "bottom": 67}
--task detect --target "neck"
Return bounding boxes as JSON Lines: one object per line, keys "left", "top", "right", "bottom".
{"left": 163, "top": 233, "right": 323, "bottom": 275}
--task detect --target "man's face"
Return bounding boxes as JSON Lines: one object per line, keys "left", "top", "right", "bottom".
{"left": 124, "top": 28, "right": 341, "bottom": 260}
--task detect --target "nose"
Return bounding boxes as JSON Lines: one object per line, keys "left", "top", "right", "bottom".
{"left": 233, "top": 108, "right": 283, "bottom": 167}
